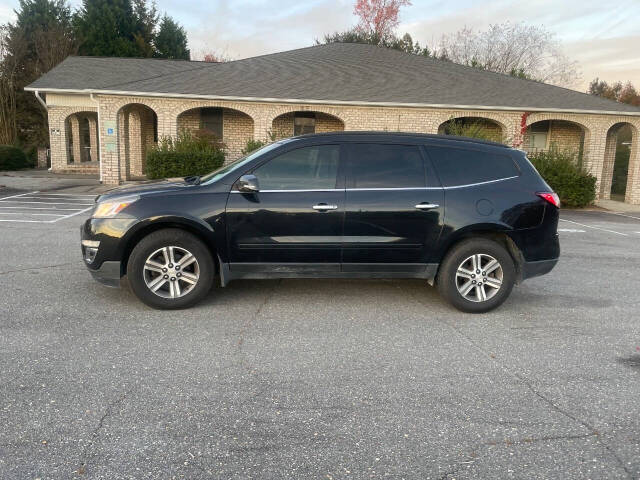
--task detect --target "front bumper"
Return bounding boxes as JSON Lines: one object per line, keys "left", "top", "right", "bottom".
{"left": 88, "top": 261, "right": 122, "bottom": 287}
{"left": 81, "top": 220, "right": 129, "bottom": 288}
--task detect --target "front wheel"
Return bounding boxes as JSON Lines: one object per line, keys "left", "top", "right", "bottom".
{"left": 436, "top": 238, "right": 515, "bottom": 313}
{"left": 127, "top": 229, "right": 214, "bottom": 309}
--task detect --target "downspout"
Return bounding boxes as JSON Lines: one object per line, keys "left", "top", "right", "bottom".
{"left": 33, "top": 91, "right": 53, "bottom": 171}
{"left": 34, "top": 90, "right": 48, "bottom": 110}
{"left": 89, "top": 92, "right": 103, "bottom": 183}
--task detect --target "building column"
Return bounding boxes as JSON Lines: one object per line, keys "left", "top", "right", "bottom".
{"left": 583, "top": 127, "right": 607, "bottom": 199}
{"left": 599, "top": 128, "right": 618, "bottom": 200}
{"left": 88, "top": 116, "right": 98, "bottom": 163}
{"left": 49, "top": 111, "right": 67, "bottom": 171}
{"left": 156, "top": 108, "right": 175, "bottom": 140}
{"left": 118, "top": 110, "right": 129, "bottom": 181}
{"left": 625, "top": 128, "right": 640, "bottom": 205}
{"left": 98, "top": 105, "right": 121, "bottom": 185}
{"left": 69, "top": 115, "right": 82, "bottom": 163}
{"left": 252, "top": 112, "right": 271, "bottom": 142}
{"left": 128, "top": 109, "right": 143, "bottom": 178}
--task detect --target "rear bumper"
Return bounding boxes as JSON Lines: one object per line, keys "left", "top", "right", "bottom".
{"left": 522, "top": 258, "right": 558, "bottom": 280}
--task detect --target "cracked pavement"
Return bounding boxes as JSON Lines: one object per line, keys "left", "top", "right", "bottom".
{"left": 1, "top": 198, "right": 640, "bottom": 479}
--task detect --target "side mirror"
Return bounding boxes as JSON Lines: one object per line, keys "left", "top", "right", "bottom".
{"left": 236, "top": 174, "right": 260, "bottom": 193}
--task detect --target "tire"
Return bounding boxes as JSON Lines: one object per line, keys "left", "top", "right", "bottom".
{"left": 436, "top": 238, "right": 515, "bottom": 313}
{"left": 127, "top": 228, "right": 214, "bottom": 309}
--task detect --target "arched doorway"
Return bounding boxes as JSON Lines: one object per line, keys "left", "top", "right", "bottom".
{"left": 438, "top": 117, "right": 505, "bottom": 143}
{"left": 64, "top": 112, "right": 98, "bottom": 164}
{"left": 118, "top": 104, "right": 158, "bottom": 180}
{"left": 176, "top": 107, "right": 254, "bottom": 162}
{"left": 271, "top": 111, "right": 345, "bottom": 140}
{"left": 524, "top": 120, "right": 586, "bottom": 158}
{"left": 601, "top": 122, "right": 638, "bottom": 202}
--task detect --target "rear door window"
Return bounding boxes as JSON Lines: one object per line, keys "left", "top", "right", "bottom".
{"left": 346, "top": 143, "right": 425, "bottom": 188}
{"left": 425, "top": 146, "right": 519, "bottom": 187}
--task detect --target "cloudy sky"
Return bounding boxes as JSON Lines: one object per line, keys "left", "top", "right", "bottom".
{"left": 1, "top": 0, "right": 639, "bottom": 91}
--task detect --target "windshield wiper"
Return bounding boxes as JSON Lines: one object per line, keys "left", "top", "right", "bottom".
{"left": 184, "top": 175, "right": 201, "bottom": 185}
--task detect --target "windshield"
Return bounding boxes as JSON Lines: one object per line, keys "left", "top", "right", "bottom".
{"left": 200, "top": 142, "right": 282, "bottom": 185}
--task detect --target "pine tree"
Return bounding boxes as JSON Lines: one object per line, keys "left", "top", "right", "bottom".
{"left": 154, "top": 15, "right": 189, "bottom": 60}
{"left": 75, "top": 0, "right": 139, "bottom": 57}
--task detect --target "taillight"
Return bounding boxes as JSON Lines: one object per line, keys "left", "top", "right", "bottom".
{"left": 537, "top": 192, "right": 560, "bottom": 208}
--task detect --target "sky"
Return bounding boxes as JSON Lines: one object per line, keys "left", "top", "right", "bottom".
{"left": 1, "top": 0, "right": 639, "bottom": 91}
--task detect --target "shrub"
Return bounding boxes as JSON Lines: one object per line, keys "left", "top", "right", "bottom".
{"left": 528, "top": 148, "right": 596, "bottom": 208}
{"left": 242, "top": 138, "right": 267, "bottom": 155}
{"left": 0, "top": 145, "right": 30, "bottom": 170}
{"left": 146, "top": 130, "right": 225, "bottom": 180}
{"left": 441, "top": 118, "right": 505, "bottom": 143}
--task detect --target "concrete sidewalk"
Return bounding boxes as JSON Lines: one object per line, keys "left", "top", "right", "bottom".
{"left": 595, "top": 198, "right": 640, "bottom": 213}
{"left": 1, "top": 169, "right": 113, "bottom": 194}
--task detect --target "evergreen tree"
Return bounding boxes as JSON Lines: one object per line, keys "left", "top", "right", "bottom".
{"left": 154, "top": 15, "right": 189, "bottom": 60}
{"left": 132, "top": 0, "right": 158, "bottom": 58}
{"left": 74, "top": 0, "right": 139, "bottom": 57}
{"left": 2, "top": 0, "right": 76, "bottom": 148}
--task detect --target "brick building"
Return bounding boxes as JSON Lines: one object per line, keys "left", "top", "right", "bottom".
{"left": 26, "top": 43, "right": 640, "bottom": 204}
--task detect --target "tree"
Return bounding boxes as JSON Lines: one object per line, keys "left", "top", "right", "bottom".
{"left": 619, "top": 83, "right": 640, "bottom": 106}
{"left": 321, "top": 30, "right": 428, "bottom": 56}
{"left": 154, "top": 15, "right": 189, "bottom": 60}
{"left": 132, "top": 0, "right": 158, "bottom": 58}
{"left": 0, "top": 26, "right": 18, "bottom": 145}
{"left": 74, "top": 0, "right": 140, "bottom": 57}
{"left": 434, "top": 22, "right": 580, "bottom": 87}
{"left": 588, "top": 78, "right": 621, "bottom": 101}
{"left": 1, "top": 0, "right": 76, "bottom": 149}
{"left": 589, "top": 79, "right": 640, "bottom": 106}
{"left": 353, "top": 0, "right": 411, "bottom": 38}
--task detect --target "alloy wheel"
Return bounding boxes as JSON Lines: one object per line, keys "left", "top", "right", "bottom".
{"left": 455, "top": 253, "right": 503, "bottom": 302}
{"left": 143, "top": 246, "right": 200, "bottom": 299}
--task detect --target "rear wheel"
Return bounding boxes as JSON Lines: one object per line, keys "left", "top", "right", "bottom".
{"left": 127, "top": 229, "right": 214, "bottom": 309}
{"left": 437, "top": 238, "right": 515, "bottom": 313}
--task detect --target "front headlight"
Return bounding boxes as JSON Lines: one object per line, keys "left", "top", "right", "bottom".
{"left": 92, "top": 196, "right": 139, "bottom": 218}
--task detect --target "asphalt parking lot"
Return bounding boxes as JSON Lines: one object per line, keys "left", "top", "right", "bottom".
{"left": 1, "top": 189, "right": 640, "bottom": 479}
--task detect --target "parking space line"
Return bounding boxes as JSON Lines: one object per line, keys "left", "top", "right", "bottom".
{"left": 54, "top": 206, "right": 93, "bottom": 221}
{"left": 37, "top": 192, "right": 96, "bottom": 197}
{"left": 0, "top": 219, "right": 54, "bottom": 223}
{"left": 15, "top": 196, "right": 96, "bottom": 201}
{"left": 559, "top": 218, "right": 628, "bottom": 236}
{"left": 0, "top": 212, "right": 65, "bottom": 216}
{"left": 0, "top": 191, "right": 94, "bottom": 223}
{"left": 0, "top": 200, "right": 94, "bottom": 206}
{"left": 0, "top": 190, "right": 39, "bottom": 200}
{"left": 0, "top": 206, "right": 87, "bottom": 211}
{"left": 606, "top": 212, "right": 640, "bottom": 222}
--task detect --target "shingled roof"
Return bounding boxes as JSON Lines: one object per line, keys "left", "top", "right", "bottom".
{"left": 26, "top": 43, "right": 640, "bottom": 115}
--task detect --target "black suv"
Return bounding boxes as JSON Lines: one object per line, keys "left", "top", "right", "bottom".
{"left": 81, "top": 132, "right": 559, "bottom": 313}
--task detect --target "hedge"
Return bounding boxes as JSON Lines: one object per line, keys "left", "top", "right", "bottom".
{"left": 528, "top": 148, "right": 596, "bottom": 208}
{"left": 0, "top": 145, "right": 30, "bottom": 171}
{"left": 146, "top": 130, "right": 225, "bottom": 180}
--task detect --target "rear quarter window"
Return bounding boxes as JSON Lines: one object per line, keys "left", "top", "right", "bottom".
{"left": 426, "top": 146, "right": 520, "bottom": 187}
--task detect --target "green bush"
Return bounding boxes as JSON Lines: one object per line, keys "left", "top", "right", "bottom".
{"left": 528, "top": 148, "right": 596, "bottom": 208}
{"left": 441, "top": 118, "right": 505, "bottom": 143}
{"left": 0, "top": 145, "right": 30, "bottom": 171}
{"left": 146, "top": 130, "right": 225, "bottom": 180}
{"left": 242, "top": 138, "right": 267, "bottom": 155}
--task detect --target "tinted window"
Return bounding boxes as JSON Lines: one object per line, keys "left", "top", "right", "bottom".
{"left": 294, "top": 112, "right": 316, "bottom": 136}
{"left": 201, "top": 107, "right": 223, "bottom": 139}
{"left": 253, "top": 145, "right": 339, "bottom": 190}
{"left": 348, "top": 144, "right": 425, "bottom": 188}
{"left": 426, "top": 146, "right": 519, "bottom": 187}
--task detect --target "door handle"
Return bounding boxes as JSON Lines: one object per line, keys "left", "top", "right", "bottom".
{"left": 312, "top": 204, "right": 338, "bottom": 211}
{"left": 415, "top": 203, "right": 439, "bottom": 210}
